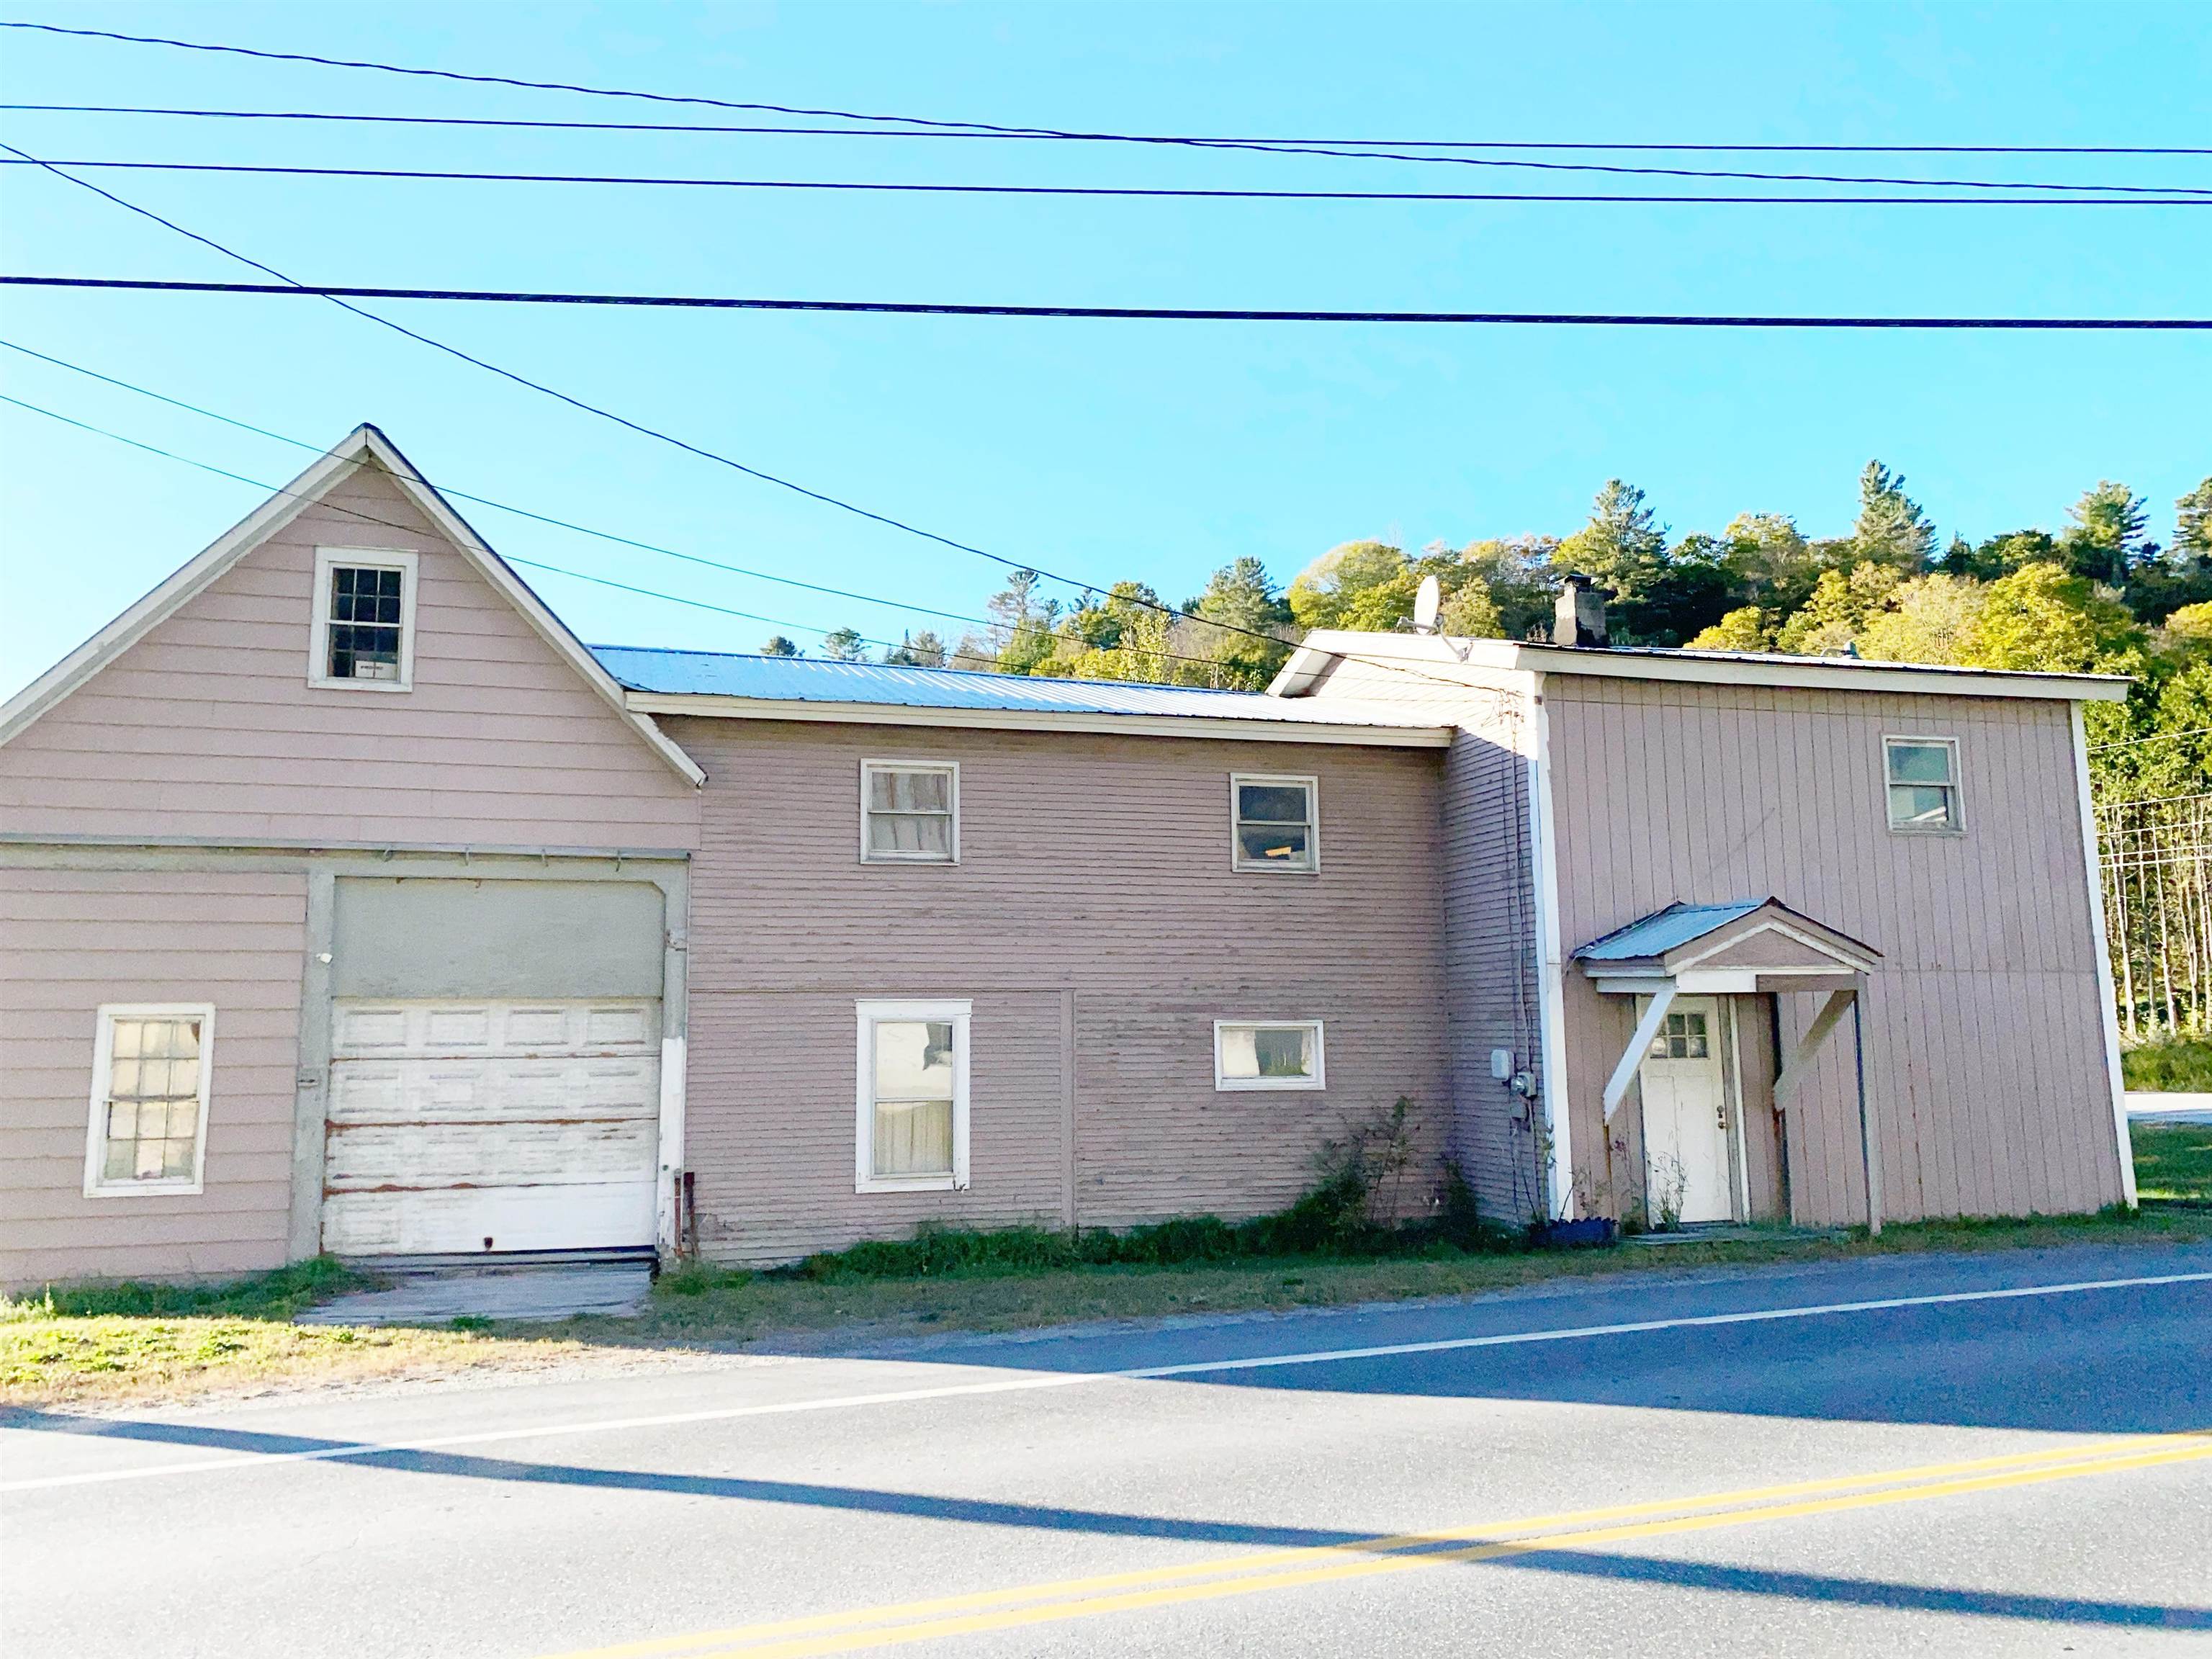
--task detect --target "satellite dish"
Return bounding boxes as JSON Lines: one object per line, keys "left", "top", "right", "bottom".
{"left": 1412, "top": 573, "right": 1442, "bottom": 634}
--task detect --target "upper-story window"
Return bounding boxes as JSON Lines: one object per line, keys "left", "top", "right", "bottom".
{"left": 860, "top": 760, "right": 959, "bottom": 863}
{"left": 310, "top": 548, "right": 418, "bottom": 691}
{"left": 1231, "top": 774, "right": 1319, "bottom": 872}
{"left": 1884, "top": 735, "right": 1962, "bottom": 833}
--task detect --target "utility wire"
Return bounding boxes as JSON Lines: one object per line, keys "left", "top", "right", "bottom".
{"left": 2, "top": 158, "right": 2200, "bottom": 207}
{"left": 11, "top": 104, "right": 2208, "bottom": 158}
{"left": 12, "top": 275, "right": 2208, "bottom": 329}
{"left": 6, "top": 27, "right": 2208, "bottom": 176}
{"left": 0, "top": 390, "right": 911, "bottom": 650}
{"left": 2090, "top": 726, "right": 2212, "bottom": 752}
{"left": 0, "top": 336, "right": 1289, "bottom": 677}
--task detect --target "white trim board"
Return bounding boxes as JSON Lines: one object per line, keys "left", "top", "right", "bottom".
{"left": 625, "top": 691, "right": 1453, "bottom": 747}
{"left": 0, "top": 424, "right": 705, "bottom": 787}
{"left": 1273, "top": 631, "right": 2131, "bottom": 704}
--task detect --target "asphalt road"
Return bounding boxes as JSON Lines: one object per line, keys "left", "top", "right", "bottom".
{"left": 6, "top": 1243, "right": 2211, "bottom": 1658}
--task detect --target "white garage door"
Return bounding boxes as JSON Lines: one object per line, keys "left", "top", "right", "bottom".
{"left": 322, "top": 999, "right": 660, "bottom": 1256}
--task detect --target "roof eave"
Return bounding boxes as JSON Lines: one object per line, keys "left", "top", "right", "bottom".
{"left": 624, "top": 690, "right": 1454, "bottom": 747}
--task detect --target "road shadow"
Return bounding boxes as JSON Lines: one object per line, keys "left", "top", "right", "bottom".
{"left": 6, "top": 1407, "right": 2207, "bottom": 1633}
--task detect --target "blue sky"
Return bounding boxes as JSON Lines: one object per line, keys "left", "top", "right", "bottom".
{"left": 3, "top": 1, "right": 2207, "bottom": 696}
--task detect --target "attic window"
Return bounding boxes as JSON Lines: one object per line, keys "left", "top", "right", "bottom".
{"left": 310, "top": 549, "right": 418, "bottom": 692}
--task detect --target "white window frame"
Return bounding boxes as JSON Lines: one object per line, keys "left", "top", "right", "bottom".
{"left": 1881, "top": 734, "right": 1964, "bottom": 835}
{"left": 859, "top": 758, "right": 961, "bottom": 866}
{"left": 308, "top": 547, "right": 419, "bottom": 693}
{"left": 83, "top": 1003, "right": 215, "bottom": 1198}
{"left": 855, "top": 998, "right": 972, "bottom": 1193}
{"left": 1213, "top": 1019, "right": 1327, "bottom": 1092}
{"left": 1230, "top": 773, "right": 1321, "bottom": 873}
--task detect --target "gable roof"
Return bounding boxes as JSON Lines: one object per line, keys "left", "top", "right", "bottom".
{"left": 1574, "top": 896, "right": 1881, "bottom": 974}
{"left": 1274, "top": 630, "right": 2131, "bottom": 703}
{"left": 0, "top": 425, "right": 703, "bottom": 785}
{"left": 601, "top": 645, "right": 1453, "bottom": 746}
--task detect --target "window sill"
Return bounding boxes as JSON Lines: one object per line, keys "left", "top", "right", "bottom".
{"left": 1232, "top": 862, "right": 1321, "bottom": 876}
{"left": 1214, "top": 1078, "right": 1326, "bottom": 1093}
{"left": 84, "top": 1179, "right": 205, "bottom": 1200}
{"left": 1885, "top": 824, "right": 1966, "bottom": 837}
{"left": 858, "top": 855, "right": 959, "bottom": 867}
{"left": 305, "top": 676, "right": 413, "bottom": 695}
{"left": 856, "top": 1174, "right": 963, "bottom": 1195}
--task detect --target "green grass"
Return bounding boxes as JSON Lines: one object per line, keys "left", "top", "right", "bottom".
{"left": 2133, "top": 1123, "right": 2212, "bottom": 1202}
{"left": 2120, "top": 1035, "right": 2212, "bottom": 1093}
{"left": 9, "top": 1133, "right": 2211, "bottom": 1411}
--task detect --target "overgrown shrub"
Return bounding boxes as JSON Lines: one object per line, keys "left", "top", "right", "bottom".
{"left": 781, "top": 1100, "right": 1527, "bottom": 1282}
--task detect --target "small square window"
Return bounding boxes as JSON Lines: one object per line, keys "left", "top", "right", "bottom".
{"left": 1884, "top": 736, "right": 1961, "bottom": 832}
{"left": 1647, "top": 1011, "right": 1709, "bottom": 1061}
{"left": 84, "top": 1005, "right": 213, "bottom": 1197}
{"left": 855, "top": 999, "right": 970, "bottom": 1191}
{"left": 1215, "top": 1020, "right": 1326, "bottom": 1091}
{"left": 1232, "top": 775, "right": 1318, "bottom": 873}
{"left": 310, "top": 549, "right": 417, "bottom": 691}
{"left": 861, "top": 760, "right": 958, "bottom": 864}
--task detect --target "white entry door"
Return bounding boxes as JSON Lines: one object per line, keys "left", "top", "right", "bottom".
{"left": 1638, "top": 997, "right": 1735, "bottom": 1226}
{"left": 322, "top": 999, "right": 660, "bottom": 1255}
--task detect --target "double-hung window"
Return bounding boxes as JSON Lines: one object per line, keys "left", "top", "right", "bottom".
{"left": 310, "top": 547, "right": 418, "bottom": 691}
{"left": 1231, "top": 774, "right": 1318, "bottom": 872}
{"left": 860, "top": 760, "right": 958, "bottom": 863}
{"left": 855, "top": 999, "right": 971, "bottom": 1191}
{"left": 1214, "top": 1020, "right": 1326, "bottom": 1091}
{"left": 84, "top": 1004, "right": 214, "bottom": 1197}
{"left": 1884, "top": 736, "right": 1961, "bottom": 833}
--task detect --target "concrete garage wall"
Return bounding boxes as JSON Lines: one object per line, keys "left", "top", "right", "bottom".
{"left": 665, "top": 716, "right": 1451, "bottom": 1266}
{"left": 331, "top": 878, "right": 666, "bottom": 997}
{"left": 0, "top": 866, "right": 307, "bottom": 1287}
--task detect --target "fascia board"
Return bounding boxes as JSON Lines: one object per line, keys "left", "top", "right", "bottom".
{"left": 1287, "top": 629, "right": 2128, "bottom": 703}
{"left": 624, "top": 691, "right": 1455, "bottom": 747}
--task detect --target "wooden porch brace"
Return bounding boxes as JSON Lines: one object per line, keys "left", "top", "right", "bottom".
{"left": 1601, "top": 984, "right": 1678, "bottom": 1123}
{"left": 1773, "top": 984, "right": 1881, "bottom": 1236}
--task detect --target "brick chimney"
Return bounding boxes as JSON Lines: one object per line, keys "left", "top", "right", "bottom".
{"left": 1553, "top": 573, "right": 1608, "bottom": 647}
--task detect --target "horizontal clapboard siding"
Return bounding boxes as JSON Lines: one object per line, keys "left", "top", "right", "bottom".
{"left": 0, "top": 867, "right": 307, "bottom": 1285}
{"left": 0, "top": 463, "right": 701, "bottom": 849}
{"left": 1296, "top": 656, "right": 1547, "bottom": 1223}
{"left": 1545, "top": 675, "right": 2123, "bottom": 1226}
{"left": 667, "top": 716, "right": 1451, "bottom": 1265}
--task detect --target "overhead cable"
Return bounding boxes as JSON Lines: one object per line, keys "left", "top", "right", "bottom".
{"left": 9, "top": 104, "right": 2208, "bottom": 158}
{"left": 11, "top": 275, "right": 2207, "bottom": 329}
{"left": 1, "top": 158, "right": 2200, "bottom": 207}
{"left": 4, "top": 26, "right": 2205, "bottom": 190}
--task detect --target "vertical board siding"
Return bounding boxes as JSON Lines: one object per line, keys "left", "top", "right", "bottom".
{"left": 0, "top": 463, "right": 701, "bottom": 850}
{"left": 667, "top": 717, "right": 1450, "bottom": 1266}
{"left": 0, "top": 867, "right": 307, "bottom": 1286}
{"left": 1547, "top": 677, "right": 2121, "bottom": 1226}
{"left": 1294, "top": 657, "right": 1547, "bottom": 1225}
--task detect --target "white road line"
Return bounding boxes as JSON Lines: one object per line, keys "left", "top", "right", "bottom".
{"left": 6, "top": 1267, "right": 2209, "bottom": 1495}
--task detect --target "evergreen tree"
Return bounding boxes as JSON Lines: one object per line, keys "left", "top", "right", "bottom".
{"left": 819, "top": 626, "right": 868, "bottom": 662}
{"left": 758, "top": 634, "right": 799, "bottom": 657}
{"left": 2061, "top": 480, "right": 2149, "bottom": 585}
{"left": 1853, "top": 461, "right": 1936, "bottom": 571}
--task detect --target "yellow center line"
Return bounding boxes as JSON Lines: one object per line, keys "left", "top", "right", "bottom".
{"left": 544, "top": 1430, "right": 2211, "bottom": 1659}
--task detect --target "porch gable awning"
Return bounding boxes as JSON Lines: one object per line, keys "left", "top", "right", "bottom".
{"left": 1573, "top": 896, "right": 1880, "bottom": 996}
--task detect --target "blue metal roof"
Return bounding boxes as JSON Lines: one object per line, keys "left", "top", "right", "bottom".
{"left": 589, "top": 646, "right": 1440, "bottom": 728}
{"left": 1573, "top": 900, "right": 1769, "bottom": 962}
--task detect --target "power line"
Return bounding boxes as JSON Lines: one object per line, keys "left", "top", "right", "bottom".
{"left": 2090, "top": 727, "right": 2212, "bottom": 752}
{"left": 3, "top": 158, "right": 2201, "bottom": 207}
{"left": 0, "top": 336, "right": 1294, "bottom": 677}
{"left": 0, "top": 390, "right": 906, "bottom": 650}
{"left": 11, "top": 104, "right": 2208, "bottom": 158}
{"left": 9, "top": 26, "right": 2203, "bottom": 191}
{"left": 12, "top": 275, "right": 2208, "bottom": 329}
